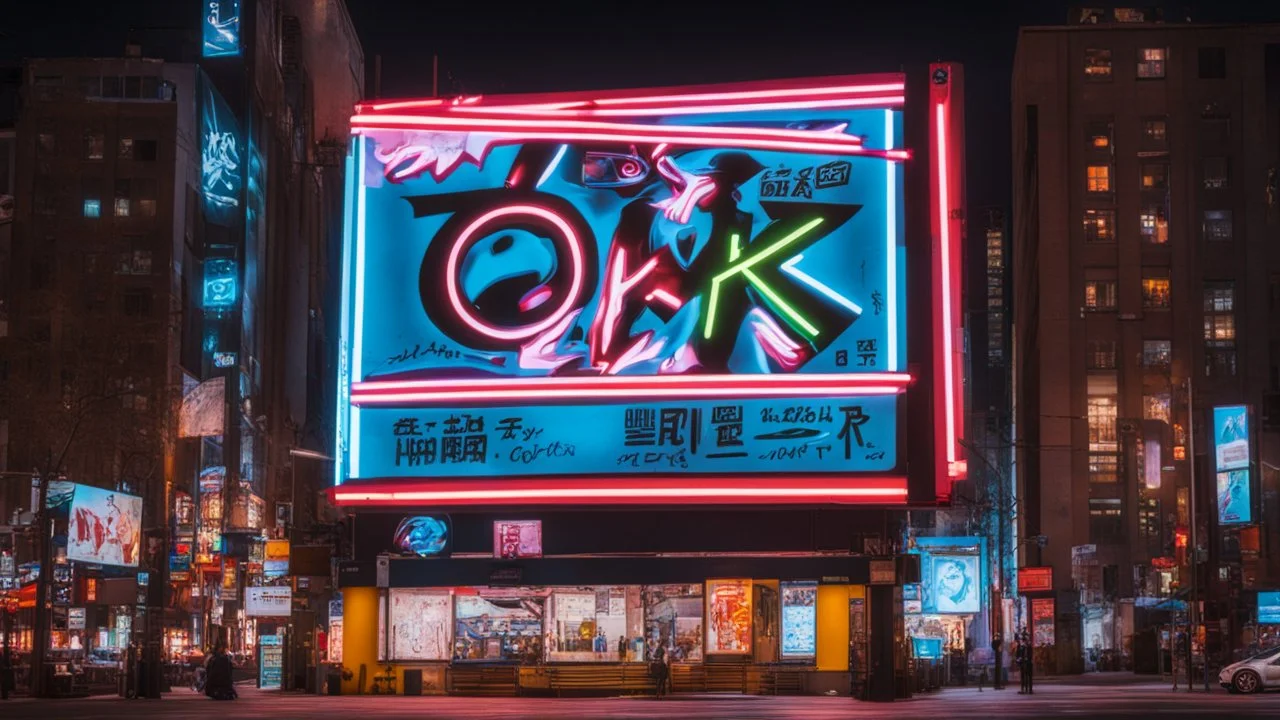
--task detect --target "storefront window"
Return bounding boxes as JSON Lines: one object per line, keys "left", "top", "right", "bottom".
{"left": 453, "top": 590, "right": 545, "bottom": 662}
{"left": 547, "top": 586, "right": 642, "bottom": 662}
{"left": 706, "top": 579, "right": 753, "bottom": 655}
{"left": 642, "top": 584, "right": 704, "bottom": 662}
{"left": 388, "top": 589, "right": 452, "bottom": 661}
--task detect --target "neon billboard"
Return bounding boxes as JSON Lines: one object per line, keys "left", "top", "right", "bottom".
{"left": 1213, "top": 404, "right": 1252, "bottom": 525}
{"left": 332, "top": 71, "right": 964, "bottom": 507}
{"left": 202, "top": 0, "right": 241, "bottom": 58}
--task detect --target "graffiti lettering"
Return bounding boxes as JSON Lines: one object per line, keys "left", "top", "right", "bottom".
{"left": 814, "top": 160, "right": 852, "bottom": 189}
{"left": 760, "top": 405, "right": 832, "bottom": 424}
{"left": 616, "top": 449, "right": 689, "bottom": 469}
{"left": 387, "top": 341, "right": 460, "bottom": 365}
{"left": 837, "top": 405, "right": 871, "bottom": 460}
{"left": 759, "top": 445, "right": 809, "bottom": 461}
{"left": 855, "top": 338, "right": 878, "bottom": 367}
{"left": 510, "top": 442, "right": 576, "bottom": 464}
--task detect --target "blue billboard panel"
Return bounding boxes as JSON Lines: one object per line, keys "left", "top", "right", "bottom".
{"left": 342, "top": 88, "right": 908, "bottom": 486}
{"left": 203, "top": 0, "right": 241, "bottom": 58}
{"left": 1213, "top": 405, "right": 1252, "bottom": 525}
{"left": 201, "top": 80, "right": 241, "bottom": 226}
{"left": 1260, "top": 591, "right": 1280, "bottom": 625}
{"left": 780, "top": 581, "right": 817, "bottom": 658}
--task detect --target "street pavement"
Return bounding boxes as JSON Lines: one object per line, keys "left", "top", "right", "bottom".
{"left": 2, "top": 679, "right": 1279, "bottom": 718}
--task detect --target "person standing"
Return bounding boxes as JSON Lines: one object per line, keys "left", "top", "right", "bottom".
{"left": 1021, "top": 632, "right": 1034, "bottom": 695}
{"left": 1, "top": 645, "right": 14, "bottom": 700}
{"left": 617, "top": 635, "right": 628, "bottom": 662}
{"left": 650, "top": 644, "right": 669, "bottom": 698}
{"left": 991, "top": 632, "right": 1004, "bottom": 690}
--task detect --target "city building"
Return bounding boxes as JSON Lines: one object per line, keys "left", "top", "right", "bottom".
{"left": 1013, "top": 11, "right": 1280, "bottom": 673}
{"left": 327, "top": 67, "right": 969, "bottom": 697}
{"left": 0, "top": 0, "right": 361, "bottom": 695}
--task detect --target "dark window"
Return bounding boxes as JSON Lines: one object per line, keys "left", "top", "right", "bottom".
{"left": 1085, "top": 49, "right": 1112, "bottom": 79}
{"left": 1085, "top": 119, "right": 1113, "bottom": 150}
{"left": 37, "top": 132, "right": 56, "bottom": 156}
{"left": 135, "top": 139, "right": 158, "bottom": 161}
{"left": 1203, "top": 210, "right": 1233, "bottom": 242}
{"left": 1084, "top": 209, "right": 1116, "bottom": 243}
{"left": 119, "top": 137, "right": 134, "bottom": 160}
{"left": 135, "top": 178, "right": 158, "bottom": 218}
{"left": 1201, "top": 117, "right": 1231, "bottom": 147}
{"left": 30, "top": 258, "right": 51, "bottom": 290}
{"left": 1204, "top": 156, "right": 1230, "bottom": 189}
{"left": 1088, "top": 340, "right": 1117, "bottom": 369}
{"left": 1089, "top": 498, "right": 1124, "bottom": 544}
{"left": 102, "top": 76, "right": 120, "bottom": 98}
{"left": 1141, "top": 163, "right": 1169, "bottom": 190}
{"left": 1207, "top": 347, "right": 1238, "bottom": 377}
{"left": 124, "top": 75, "right": 142, "bottom": 99}
{"left": 122, "top": 288, "right": 153, "bottom": 317}
{"left": 84, "top": 132, "right": 104, "bottom": 160}
{"left": 1199, "top": 47, "right": 1227, "bottom": 79}
{"left": 1143, "top": 117, "right": 1167, "bottom": 144}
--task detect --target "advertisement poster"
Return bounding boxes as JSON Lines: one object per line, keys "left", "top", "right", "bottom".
{"left": 780, "top": 581, "right": 817, "bottom": 658}
{"left": 68, "top": 607, "right": 86, "bottom": 631}
{"left": 494, "top": 520, "right": 542, "bottom": 559}
{"left": 1031, "top": 597, "right": 1055, "bottom": 646}
{"left": 263, "top": 540, "right": 289, "bottom": 579}
{"left": 388, "top": 589, "right": 452, "bottom": 661}
{"left": 642, "top": 584, "right": 703, "bottom": 662}
{"left": 706, "top": 579, "right": 752, "bottom": 654}
{"left": 1217, "top": 470, "right": 1252, "bottom": 525}
{"left": 342, "top": 93, "right": 909, "bottom": 485}
{"left": 200, "top": 80, "right": 241, "bottom": 226}
{"left": 180, "top": 378, "right": 226, "bottom": 438}
{"left": 259, "top": 634, "right": 282, "bottom": 689}
{"left": 1258, "top": 591, "right": 1280, "bottom": 625}
{"left": 926, "top": 554, "right": 979, "bottom": 614}
{"left": 202, "top": 0, "right": 241, "bottom": 58}
{"left": 66, "top": 484, "right": 141, "bottom": 568}
{"left": 454, "top": 593, "right": 544, "bottom": 662}
{"left": 245, "top": 587, "right": 292, "bottom": 617}
{"left": 1213, "top": 405, "right": 1249, "bottom": 470}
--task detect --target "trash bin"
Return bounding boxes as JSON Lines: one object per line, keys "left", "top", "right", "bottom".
{"left": 326, "top": 670, "right": 343, "bottom": 696}
{"left": 403, "top": 668, "right": 423, "bottom": 696}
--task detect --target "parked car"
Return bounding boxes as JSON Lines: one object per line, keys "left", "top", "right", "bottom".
{"left": 1219, "top": 644, "right": 1280, "bottom": 693}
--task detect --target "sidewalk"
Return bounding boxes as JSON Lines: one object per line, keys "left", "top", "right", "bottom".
{"left": 1032, "top": 672, "right": 1185, "bottom": 686}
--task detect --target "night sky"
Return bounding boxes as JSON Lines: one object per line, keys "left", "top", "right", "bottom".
{"left": 4, "top": 1, "right": 1279, "bottom": 210}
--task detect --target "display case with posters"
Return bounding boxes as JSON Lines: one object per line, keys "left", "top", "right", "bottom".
{"left": 453, "top": 590, "right": 545, "bottom": 662}
{"left": 706, "top": 579, "right": 752, "bottom": 655}
{"left": 388, "top": 589, "right": 452, "bottom": 661}
{"left": 547, "top": 586, "right": 641, "bottom": 662}
{"left": 642, "top": 584, "right": 703, "bottom": 663}
{"left": 780, "top": 581, "right": 817, "bottom": 660}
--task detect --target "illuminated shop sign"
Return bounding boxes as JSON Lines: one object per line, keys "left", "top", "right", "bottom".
{"left": 494, "top": 520, "right": 542, "bottom": 559}
{"left": 202, "top": 0, "right": 241, "bottom": 58}
{"left": 333, "top": 71, "right": 967, "bottom": 506}
{"left": 1213, "top": 405, "right": 1252, "bottom": 525}
{"left": 200, "top": 79, "right": 241, "bottom": 225}
{"left": 910, "top": 536, "right": 985, "bottom": 616}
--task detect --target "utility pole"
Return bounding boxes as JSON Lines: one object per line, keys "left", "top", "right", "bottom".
{"left": 1185, "top": 375, "right": 1198, "bottom": 692}
{"left": 30, "top": 470, "right": 49, "bottom": 698}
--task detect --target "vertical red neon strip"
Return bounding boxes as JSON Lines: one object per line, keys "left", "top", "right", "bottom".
{"left": 930, "top": 63, "right": 967, "bottom": 497}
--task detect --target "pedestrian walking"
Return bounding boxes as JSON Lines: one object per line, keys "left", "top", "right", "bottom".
{"left": 650, "top": 645, "right": 669, "bottom": 698}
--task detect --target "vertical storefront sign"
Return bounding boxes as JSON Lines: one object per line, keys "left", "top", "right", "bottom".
{"left": 1212, "top": 405, "right": 1252, "bottom": 525}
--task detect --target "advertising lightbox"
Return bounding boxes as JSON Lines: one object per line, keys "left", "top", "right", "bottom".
{"left": 1259, "top": 591, "right": 1280, "bottom": 625}
{"left": 200, "top": 78, "right": 241, "bottom": 226}
{"left": 706, "top": 579, "right": 752, "bottom": 654}
{"left": 494, "top": 520, "right": 542, "bottom": 559}
{"left": 780, "top": 581, "right": 817, "bottom": 659}
{"left": 245, "top": 587, "right": 293, "bottom": 617}
{"left": 66, "top": 484, "right": 142, "bottom": 568}
{"left": 330, "top": 73, "right": 975, "bottom": 508}
{"left": 1213, "top": 405, "right": 1252, "bottom": 525}
{"left": 202, "top": 0, "right": 241, "bottom": 58}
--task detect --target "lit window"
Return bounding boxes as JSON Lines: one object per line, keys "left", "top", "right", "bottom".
{"left": 1143, "top": 340, "right": 1172, "bottom": 368}
{"left": 1088, "top": 382, "right": 1119, "bottom": 484}
{"left": 1203, "top": 282, "right": 1234, "bottom": 313}
{"left": 1137, "top": 48, "right": 1167, "bottom": 79}
{"left": 1140, "top": 204, "right": 1169, "bottom": 244}
{"left": 119, "top": 137, "right": 134, "bottom": 160}
{"left": 1084, "top": 209, "right": 1115, "bottom": 243}
{"left": 1141, "top": 163, "right": 1169, "bottom": 190}
{"left": 114, "top": 198, "right": 130, "bottom": 217}
{"left": 83, "top": 199, "right": 101, "bottom": 218}
{"left": 1203, "top": 210, "right": 1232, "bottom": 242}
{"left": 1204, "top": 315, "right": 1235, "bottom": 342}
{"left": 1087, "top": 165, "right": 1111, "bottom": 192}
{"left": 1204, "top": 157, "right": 1230, "bottom": 189}
{"left": 1143, "top": 118, "right": 1167, "bottom": 143}
{"left": 1085, "top": 279, "right": 1118, "bottom": 311}
{"left": 1144, "top": 392, "right": 1172, "bottom": 424}
{"left": 1085, "top": 49, "right": 1112, "bottom": 79}
{"left": 1142, "top": 277, "right": 1171, "bottom": 309}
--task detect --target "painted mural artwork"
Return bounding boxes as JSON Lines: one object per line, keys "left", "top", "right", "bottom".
{"left": 344, "top": 82, "right": 908, "bottom": 481}
{"left": 706, "top": 579, "right": 752, "bottom": 654}
{"left": 389, "top": 589, "right": 451, "bottom": 661}
{"left": 66, "top": 484, "right": 142, "bottom": 568}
